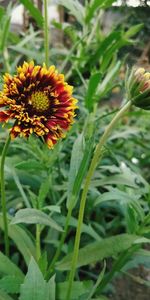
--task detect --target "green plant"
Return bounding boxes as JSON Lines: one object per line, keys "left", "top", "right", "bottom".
{"left": 0, "top": 1, "right": 149, "bottom": 300}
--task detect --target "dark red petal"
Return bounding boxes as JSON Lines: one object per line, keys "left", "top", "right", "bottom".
{"left": 0, "top": 111, "right": 10, "bottom": 122}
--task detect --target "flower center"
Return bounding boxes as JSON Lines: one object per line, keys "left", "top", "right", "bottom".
{"left": 29, "top": 91, "right": 49, "bottom": 112}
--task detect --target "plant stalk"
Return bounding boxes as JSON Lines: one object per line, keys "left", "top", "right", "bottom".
{"left": 0, "top": 135, "right": 11, "bottom": 256}
{"left": 66, "top": 100, "right": 132, "bottom": 300}
{"left": 36, "top": 224, "right": 41, "bottom": 261}
{"left": 44, "top": 0, "right": 49, "bottom": 67}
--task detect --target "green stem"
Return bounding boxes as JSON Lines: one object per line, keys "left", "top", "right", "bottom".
{"left": 66, "top": 100, "right": 132, "bottom": 300}
{"left": 36, "top": 224, "right": 41, "bottom": 261}
{"left": 44, "top": 0, "right": 49, "bottom": 67}
{"left": 46, "top": 202, "right": 73, "bottom": 279}
{"left": 0, "top": 135, "right": 11, "bottom": 256}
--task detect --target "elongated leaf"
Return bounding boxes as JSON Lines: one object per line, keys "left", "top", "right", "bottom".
{"left": 8, "top": 45, "right": 43, "bottom": 62}
{"left": 0, "top": 7, "right": 5, "bottom": 22}
{"left": 58, "top": 0, "right": 84, "bottom": 25}
{"left": 0, "top": 252, "right": 24, "bottom": 278}
{"left": 15, "top": 159, "right": 42, "bottom": 170}
{"left": 67, "top": 136, "right": 94, "bottom": 209}
{"left": 87, "top": 262, "right": 106, "bottom": 300}
{"left": 38, "top": 178, "right": 50, "bottom": 209}
{"left": 19, "top": 0, "right": 43, "bottom": 28}
{"left": 67, "top": 133, "right": 85, "bottom": 205}
{"left": 98, "top": 61, "right": 121, "bottom": 98}
{"left": 92, "top": 174, "right": 138, "bottom": 188}
{"left": 124, "top": 24, "right": 143, "bottom": 39}
{"left": 85, "top": 0, "right": 116, "bottom": 23}
{"left": 43, "top": 205, "right": 61, "bottom": 213}
{"left": 0, "top": 214, "right": 36, "bottom": 265}
{"left": 94, "top": 189, "right": 140, "bottom": 206}
{"left": 89, "top": 31, "right": 121, "bottom": 67}
{"left": 20, "top": 258, "right": 55, "bottom": 300}
{"left": 11, "top": 208, "right": 63, "bottom": 232}
{"left": 56, "top": 234, "right": 148, "bottom": 270}
{"left": 85, "top": 72, "right": 101, "bottom": 111}
{"left": 0, "top": 16, "right": 10, "bottom": 51}
{"left": 56, "top": 215, "right": 101, "bottom": 241}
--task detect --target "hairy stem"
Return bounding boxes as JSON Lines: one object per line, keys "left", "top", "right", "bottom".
{"left": 66, "top": 100, "right": 132, "bottom": 300}
{"left": 43, "top": 0, "right": 49, "bottom": 67}
{"left": 0, "top": 135, "right": 11, "bottom": 256}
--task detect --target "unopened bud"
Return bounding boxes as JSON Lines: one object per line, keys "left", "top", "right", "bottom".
{"left": 126, "top": 67, "right": 150, "bottom": 110}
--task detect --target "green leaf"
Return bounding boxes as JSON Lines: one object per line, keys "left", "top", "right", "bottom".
{"left": 56, "top": 234, "right": 148, "bottom": 270}
{"left": 19, "top": 0, "right": 43, "bottom": 28}
{"left": 124, "top": 24, "right": 143, "bottom": 39}
{"left": 0, "top": 6, "right": 5, "bottom": 22}
{"left": 98, "top": 61, "right": 121, "bottom": 98}
{"left": 87, "top": 262, "right": 106, "bottom": 300}
{"left": 11, "top": 208, "right": 63, "bottom": 232}
{"left": 43, "top": 205, "right": 61, "bottom": 213}
{"left": 0, "top": 15, "right": 10, "bottom": 51}
{"left": 0, "top": 252, "right": 24, "bottom": 278}
{"left": 85, "top": 0, "right": 116, "bottom": 23}
{"left": 15, "top": 159, "right": 42, "bottom": 170}
{"left": 56, "top": 281, "right": 93, "bottom": 300}
{"left": 38, "top": 252, "right": 48, "bottom": 277}
{"left": 67, "top": 134, "right": 85, "bottom": 206}
{"left": 88, "top": 31, "right": 121, "bottom": 67}
{"left": 0, "top": 276, "right": 23, "bottom": 294}
{"left": 38, "top": 178, "right": 50, "bottom": 209}
{"left": 0, "top": 214, "right": 36, "bottom": 265}
{"left": 92, "top": 174, "right": 138, "bottom": 188}
{"left": 20, "top": 258, "right": 55, "bottom": 300}
{"left": 58, "top": 0, "right": 85, "bottom": 25}
{"left": 85, "top": 72, "right": 102, "bottom": 111}
{"left": 48, "top": 276, "right": 56, "bottom": 300}
{"left": 67, "top": 136, "right": 94, "bottom": 209}
{"left": 0, "top": 290, "right": 13, "bottom": 300}
{"left": 94, "top": 189, "right": 140, "bottom": 206}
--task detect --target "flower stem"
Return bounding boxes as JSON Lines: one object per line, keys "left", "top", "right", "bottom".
{"left": 36, "top": 224, "right": 41, "bottom": 261}
{"left": 66, "top": 100, "right": 132, "bottom": 300}
{"left": 43, "top": 0, "right": 49, "bottom": 67}
{"left": 0, "top": 135, "right": 11, "bottom": 256}
{"left": 46, "top": 201, "right": 73, "bottom": 279}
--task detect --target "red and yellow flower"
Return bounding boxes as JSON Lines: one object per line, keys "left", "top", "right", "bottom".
{"left": 0, "top": 61, "right": 78, "bottom": 148}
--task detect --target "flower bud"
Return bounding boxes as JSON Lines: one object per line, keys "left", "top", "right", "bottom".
{"left": 126, "top": 67, "right": 150, "bottom": 110}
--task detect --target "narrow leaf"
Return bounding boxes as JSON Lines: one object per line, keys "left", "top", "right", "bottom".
{"left": 38, "top": 178, "right": 50, "bottom": 209}
{"left": 19, "top": 0, "right": 43, "bottom": 28}
{"left": 11, "top": 208, "right": 63, "bottom": 232}
{"left": 85, "top": 72, "right": 101, "bottom": 111}
{"left": 67, "top": 133, "right": 85, "bottom": 205}
{"left": 58, "top": 0, "right": 84, "bottom": 25}
{"left": 124, "top": 24, "right": 143, "bottom": 39}
{"left": 0, "top": 16, "right": 10, "bottom": 51}
{"left": 85, "top": 0, "right": 116, "bottom": 23}
{"left": 56, "top": 234, "right": 148, "bottom": 270}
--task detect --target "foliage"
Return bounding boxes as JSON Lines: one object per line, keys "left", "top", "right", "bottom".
{"left": 0, "top": 0, "right": 149, "bottom": 300}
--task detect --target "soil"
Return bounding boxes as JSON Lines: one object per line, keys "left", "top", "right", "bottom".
{"left": 109, "top": 266, "right": 150, "bottom": 300}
